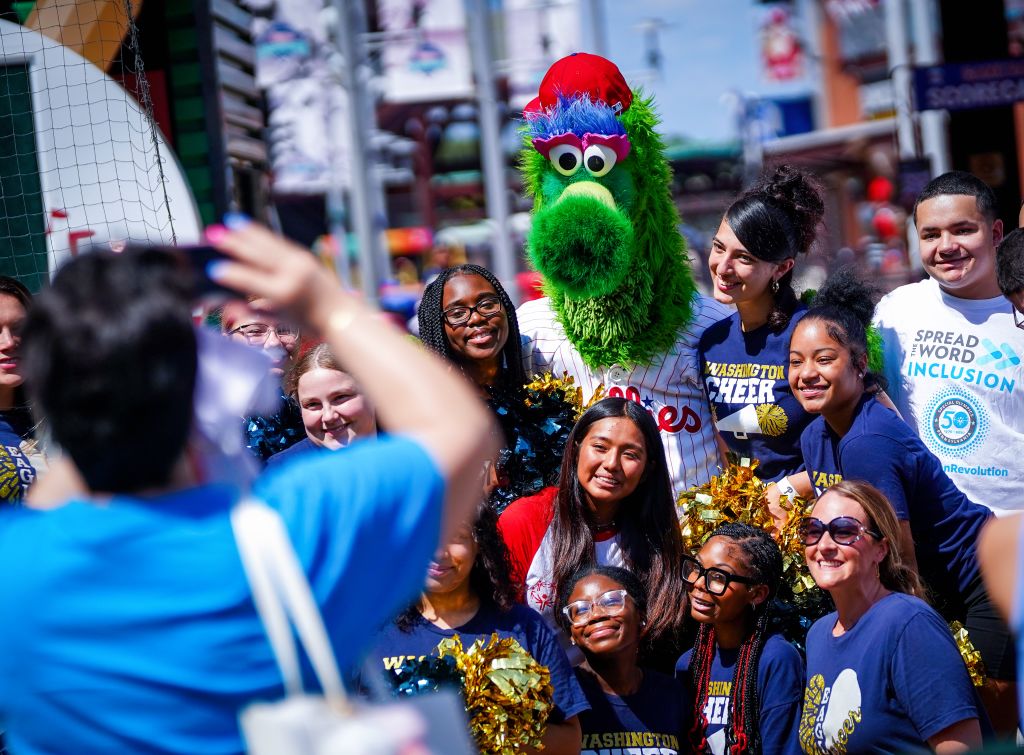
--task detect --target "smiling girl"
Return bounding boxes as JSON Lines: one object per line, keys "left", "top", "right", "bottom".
{"left": 558, "top": 566, "right": 689, "bottom": 755}
{"left": 789, "top": 269, "right": 1015, "bottom": 734}
{"left": 677, "top": 523, "right": 803, "bottom": 755}
{"left": 698, "top": 166, "right": 823, "bottom": 495}
{"left": 368, "top": 504, "right": 588, "bottom": 754}
{"left": 499, "top": 398, "right": 690, "bottom": 670}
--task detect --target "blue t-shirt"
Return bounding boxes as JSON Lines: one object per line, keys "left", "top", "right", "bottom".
{"left": 0, "top": 413, "right": 35, "bottom": 504}
{"left": 677, "top": 632, "right": 803, "bottom": 755}
{"left": 800, "top": 394, "right": 990, "bottom": 601}
{"left": 367, "top": 602, "right": 589, "bottom": 723}
{"left": 575, "top": 667, "right": 688, "bottom": 755}
{"left": 800, "top": 592, "right": 980, "bottom": 754}
{"left": 265, "top": 436, "right": 319, "bottom": 468}
{"left": 699, "top": 308, "right": 810, "bottom": 482}
{"left": 0, "top": 435, "right": 445, "bottom": 755}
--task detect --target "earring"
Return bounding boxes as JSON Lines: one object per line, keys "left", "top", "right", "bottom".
{"left": 858, "top": 372, "right": 865, "bottom": 379}
{"left": 771, "top": 279, "right": 780, "bottom": 295}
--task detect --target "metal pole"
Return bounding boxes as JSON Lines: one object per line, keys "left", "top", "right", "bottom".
{"left": 331, "top": 0, "right": 387, "bottom": 303}
{"left": 465, "top": 0, "right": 519, "bottom": 302}
{"left": 884, "top": 0, "right": 917, "bottom": 160}
{"left": 796, "top": 0, "right": 827, "bottom": 133}
{"left": 908, "top": 0, "right": 951, "bottom": 175}
{"left": 587, "top": 0, "right": 607, "bottom": 57}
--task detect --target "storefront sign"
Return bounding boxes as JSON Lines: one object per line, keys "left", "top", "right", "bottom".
{"left": 914, "top": 59, "right": 1024, "bottom": 112}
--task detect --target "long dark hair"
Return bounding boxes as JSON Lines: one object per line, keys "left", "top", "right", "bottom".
{"left": 395, "top": 503, "right": 518, "bottom": 632}
{"left": 687, "top": 522, "right": 783, "bottom": 755}
{"left": 724, "top": 165, "right": 824, "bottom": 333}
{"left": 549, "top": 397, "right": 688, "bottom": 647}
{"left": 417, "top": 264, "right": 526, "bottom": 389}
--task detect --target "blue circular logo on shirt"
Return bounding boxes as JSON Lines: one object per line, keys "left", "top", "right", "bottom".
{"left": 924, "top": 388, "right": 988, "bottom": 458}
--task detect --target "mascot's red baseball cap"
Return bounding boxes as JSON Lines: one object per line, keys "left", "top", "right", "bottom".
{"left": 524, "top": 52, "right": 632, "bottom": 117}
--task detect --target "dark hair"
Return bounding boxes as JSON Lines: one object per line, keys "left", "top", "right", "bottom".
{"left": 997, "top": 227, "right": 1024, "bottom": 297}
{"left": 724, "top": 165, "right": 824, "bottom": 333}
{"left": 798, "top": 267, "right": 886, "bottom": 393}
{"left": 549, "top": 397, "right": 689, "bottom": 648}
{"left": 22, "top": 248, "right": 197, "bottom": 493}
{"left": 554, "top": 564, "right": 648, "bottom": 634}
{"left": 283, "top": 342, "right": 345, "bottom": 398}
{"left": 687, "top": 522, "right": 783, "bottom": 755}
{"left": 0, "top": 276, "right": 32, "bottom": 311}
{"left": 820, "top": 481, "right": 924, "bottom": 598}
{"left": 417, "top": 265, "right": 526, "bottom": 389}
{"left": 913, "top": 170, "right": 998, "bottom": 224}
{"left": 395, "top": 503, "right": 518, "bottom": 632}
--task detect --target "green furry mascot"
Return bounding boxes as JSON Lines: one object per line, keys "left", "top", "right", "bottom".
{"left": 515, "top": 53, "right": 730, "bottom": 494}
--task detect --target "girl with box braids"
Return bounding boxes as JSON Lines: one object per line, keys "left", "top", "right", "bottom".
{"left": 681, "top": 522, "right": 803, "bottom": 755}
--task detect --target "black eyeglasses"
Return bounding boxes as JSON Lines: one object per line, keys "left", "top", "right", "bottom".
{"left": 442, "top": 296, "right": 502, "bottom": 327}
{"left": 800, "top": 516, "right": 881, "bottom": 546}
{"left": 681, "top": 556, "right": 759, "bottom": 596}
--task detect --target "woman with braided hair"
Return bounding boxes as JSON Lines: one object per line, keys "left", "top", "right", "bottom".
{"left": 677, "top": 522, "right": 803, "bottom": 755}
{"left": 418, "top": 265, "right": 571, "bottom": 511}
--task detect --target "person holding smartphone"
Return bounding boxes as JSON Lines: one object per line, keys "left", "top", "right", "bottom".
{"left": 0, "top": 220, "right": 498, "bottom": 754}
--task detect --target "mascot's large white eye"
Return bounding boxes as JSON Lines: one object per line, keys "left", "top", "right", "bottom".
{"left": 583, "top": 144, "right": 617, "bottom": 177}
{"left": 549, "top": 144, "right": 583, "bottom": 176}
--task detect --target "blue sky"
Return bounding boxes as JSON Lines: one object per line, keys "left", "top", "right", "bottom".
{"left": 594, "top": 0, "right": 815, "bottom": 141}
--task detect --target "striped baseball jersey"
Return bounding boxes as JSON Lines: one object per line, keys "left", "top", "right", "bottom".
{"left": 517, "top": 295, "right": 732, "bottom": 498}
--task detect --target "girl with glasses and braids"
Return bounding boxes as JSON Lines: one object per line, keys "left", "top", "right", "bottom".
{"left": 418, "top": 265, "right": 574, "bottom": 512}
{"left": 677, "top": 522, "right": 803, "bottom": 755}
{"left": 800, "top": 481, "right": 982, "bottom": 752}
{"left": 556, "top": 565, "right": 689, "bottom": 755}
{"left": 789, "top": 268, "right": 1015, "bottom": 735}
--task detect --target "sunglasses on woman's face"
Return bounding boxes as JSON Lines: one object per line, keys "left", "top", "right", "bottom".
{"left": 681, "top": 555, "right": 758, "bottom": 596}
{"left": 800, "top": 516, "right": 881, "bottom": 546}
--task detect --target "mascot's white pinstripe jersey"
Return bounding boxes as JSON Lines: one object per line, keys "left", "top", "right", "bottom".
{"left": 518, "top": 293, "right": 732, "bottom": 499}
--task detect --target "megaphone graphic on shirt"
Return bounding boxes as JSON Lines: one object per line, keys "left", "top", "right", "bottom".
{"left": 716, "top": 405, "right": 761, "bottom": 440}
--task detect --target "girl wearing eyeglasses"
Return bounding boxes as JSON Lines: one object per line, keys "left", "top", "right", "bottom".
{"left": 677, "top": 522, "right": 803, "bottom": 755}
{"left": 556, "top": 565, "right": 689, "bottom": 755}
{"left": 499, "top": 397, "right": 690, "bottom": 672}
{"left": 418, "top": 265, "right": 571, "bottom": 512}
{"left": 368, "top": 503, "right": 588, "bottom": 754}
{"left": 800, "top": 481, "right": 982, "bottom": 752}
{"left": 789, "top": 269, "right": 1014, "bottom": 736}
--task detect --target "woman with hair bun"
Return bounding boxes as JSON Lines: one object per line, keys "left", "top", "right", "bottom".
{"left": 698, "top": 165, "right": 824, "bottom": 497}
{"left": 789, "top": 269, "right": 1013, "bottom": 734}
{"left": 800, "top": 481, "right": 982, "bottom": 752}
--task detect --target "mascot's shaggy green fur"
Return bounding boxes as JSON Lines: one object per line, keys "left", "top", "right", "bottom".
{"left": 521, "top": 90, "right": 697, "bottom": 369}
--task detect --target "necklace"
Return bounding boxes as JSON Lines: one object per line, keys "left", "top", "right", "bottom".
{"left": 592, "top": 520, "right": 618, "bottom": 534}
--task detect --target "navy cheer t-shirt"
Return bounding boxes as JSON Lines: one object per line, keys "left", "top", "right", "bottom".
{"left": 575, "top": 667, "right": 689, "bottom": 755}
{"left": 699, "top": 308, "right": 810, "bottom": 482}
{"left": 800, "top": 394, "right": 990, "bottom": 600}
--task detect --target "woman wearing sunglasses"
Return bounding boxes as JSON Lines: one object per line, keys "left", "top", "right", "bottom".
{"left": 677, "top": 522, "right": 802, "bottom": 755}
{"left": 557, "top": 565, "right": 689, "bottom": 755}
{"left": 800, "top": 481, "right": 983, "bottom": 752}
{"left": 789, "top": 270, "right": 1015, "bottom": 735}
{"left": 418, "top": 264, "right": 570, "bottom": 511}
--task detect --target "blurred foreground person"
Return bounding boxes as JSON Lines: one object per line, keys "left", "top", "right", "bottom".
{"left": 0, "top": 221, "right": 496, "bottom": 754}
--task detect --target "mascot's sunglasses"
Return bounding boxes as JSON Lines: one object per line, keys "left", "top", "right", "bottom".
{"left": 681, "top": 556, "right": 758, "bottom": 595}
{"left": 442, "top": 297, "right": 503, "bottom": 327}
{"left": 800, "top": 516, "right": 881, "bottom": 546}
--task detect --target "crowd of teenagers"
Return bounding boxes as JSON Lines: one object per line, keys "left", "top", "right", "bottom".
{"left": 0, "top": 165, "right": 1020, "bottom": 755}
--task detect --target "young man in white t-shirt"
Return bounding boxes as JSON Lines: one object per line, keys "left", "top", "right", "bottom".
{"left": 874, "top": 171, "right": 1023, "bottom": 516}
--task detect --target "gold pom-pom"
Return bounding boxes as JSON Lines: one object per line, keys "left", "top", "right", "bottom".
{"left": 950, "top": 620, "right": 987, "bottom": 687}
{"left": 676, "top": 454, "right": 823, "bottom": 618}
{"left": 437, "top": 633, "right": 554, "bottom": 753}
{"left": 524, "top": 372, "right": 606, "bottom": 420}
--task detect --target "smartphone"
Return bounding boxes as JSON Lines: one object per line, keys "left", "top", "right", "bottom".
{"left": 134, "top": 244, "right": 237, "bottom": 303}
